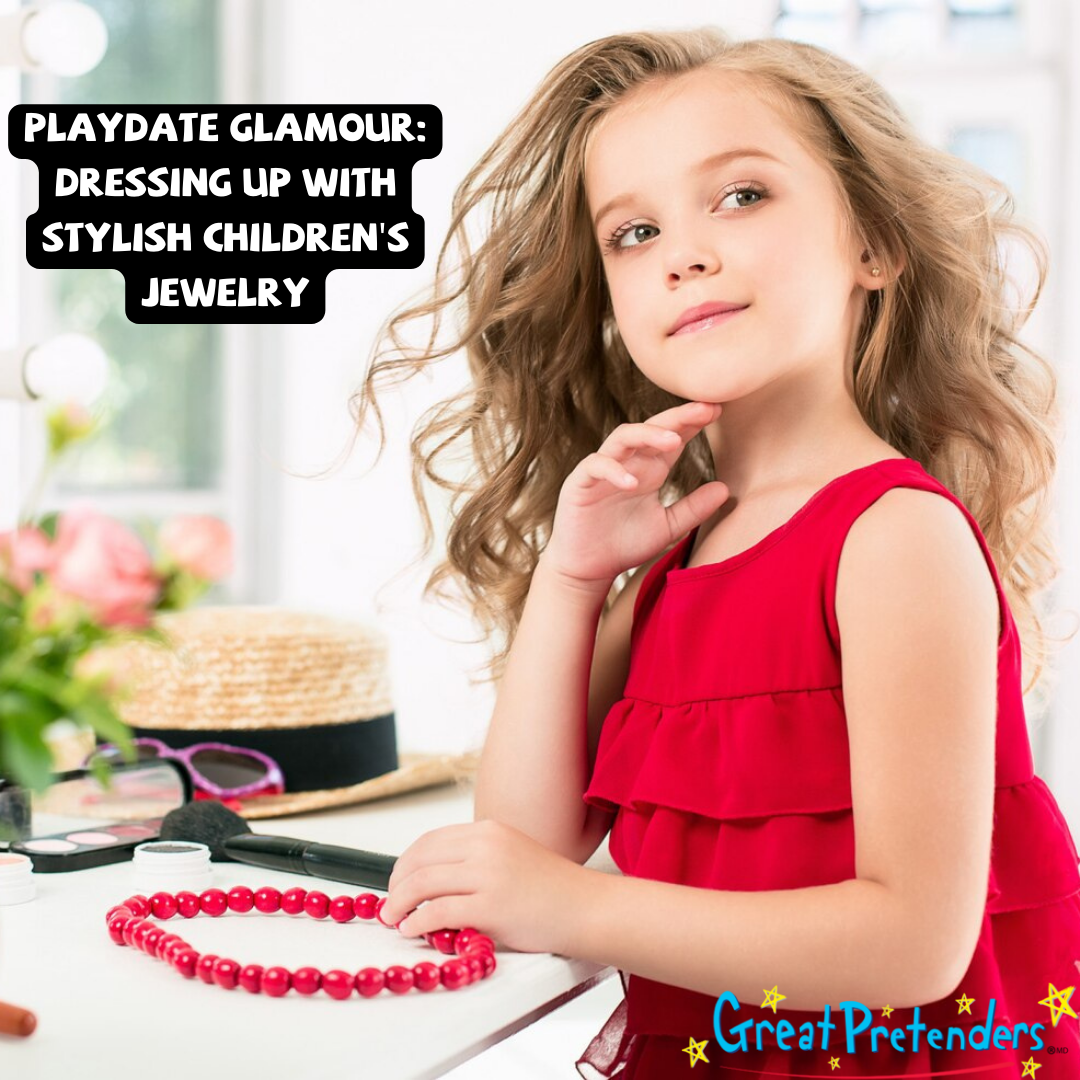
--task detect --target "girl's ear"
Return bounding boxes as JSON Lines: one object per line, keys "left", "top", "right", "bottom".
{"left": 858, "top": 246, "right": 905, "bottom": 289}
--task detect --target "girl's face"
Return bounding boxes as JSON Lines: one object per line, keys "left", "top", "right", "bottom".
{"left": 584, "top": 68, "right": 878, "bottom": 405}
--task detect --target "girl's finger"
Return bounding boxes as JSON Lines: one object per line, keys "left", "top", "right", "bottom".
{"left": 579, "top": 453, "right": 639, "bottom": 490}
{"left": 601, "top": 404, "right": 721, "bottom": 457}
{"left": 397, "top": 897, "right": 467, "bottom": 939}
{"left": 386, "top": 827, "right": 473, "bottom": 891}
{"left": 384, "top": 864, "right": 475, "bottom": 927}
{"left": 646, "top": 400, "right": 722, "bottom": 431}
{"left": 663, "top": 480, "right": 731, "bottom": 538}
{"left": 603, "top": 422, "right": 683, "bottom": 454}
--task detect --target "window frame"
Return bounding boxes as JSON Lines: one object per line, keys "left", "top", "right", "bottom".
{"left": 14, "top": 0, "right": 275, "bottom": 603}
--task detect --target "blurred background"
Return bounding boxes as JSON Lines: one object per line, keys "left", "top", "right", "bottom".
{"left": 1, "top": 2, "right": 1078, "bottom": 1072}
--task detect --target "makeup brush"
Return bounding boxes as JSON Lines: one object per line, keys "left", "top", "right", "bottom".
{"left": 159, "top": 802, "right": 397, "bottom": 891}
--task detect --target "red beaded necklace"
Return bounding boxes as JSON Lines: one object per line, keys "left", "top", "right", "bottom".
{"left": 105, "top": 885, "right": 496, "bottom": 998}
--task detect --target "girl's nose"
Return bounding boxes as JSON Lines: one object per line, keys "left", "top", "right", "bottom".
{"left": 664, "top": 239, "right": 720, "bottom": 284}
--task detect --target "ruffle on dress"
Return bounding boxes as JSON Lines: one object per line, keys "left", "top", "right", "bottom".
{"left": 576, "top": 694, "right": 1080, "bottom": 1078}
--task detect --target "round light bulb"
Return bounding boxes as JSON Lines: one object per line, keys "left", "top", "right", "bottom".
{"left": 23, "top": 333, "right": 109, "bottom": 406}
{"left": 22, "top": 2, "right": 108, "bottom": 77}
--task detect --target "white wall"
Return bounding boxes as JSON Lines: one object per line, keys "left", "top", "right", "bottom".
{"left": 1, "top": 0, "right": 22, "bottom": 528}
{"left": 262, "top": 1, "right": 773, "bottom": 757}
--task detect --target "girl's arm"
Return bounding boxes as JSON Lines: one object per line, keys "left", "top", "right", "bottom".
{"left": 473, "top": 552, "right": 662, "bottom": 866}
{"left": 562, "top": 489, "right": 1000, "bottom": 1011}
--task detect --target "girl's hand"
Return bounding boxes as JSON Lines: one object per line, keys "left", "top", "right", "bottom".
{"left": 381, "top": 820, "right": 591, "bottom": 956}
{"left": 543, "top": 400, "right": 729, "bottom": 590}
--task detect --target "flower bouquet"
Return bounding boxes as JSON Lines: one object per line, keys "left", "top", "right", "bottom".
{"left": 0, "top": 404, "right": 233, "bottom": 803}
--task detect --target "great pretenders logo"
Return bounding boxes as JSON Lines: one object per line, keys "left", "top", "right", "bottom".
{"left": 675, "top": 981, "right": 1078, "bottom": 1075}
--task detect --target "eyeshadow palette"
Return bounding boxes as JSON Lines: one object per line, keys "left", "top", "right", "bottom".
{"left": 11, "top": 820, "right": 166, "bottom": 872}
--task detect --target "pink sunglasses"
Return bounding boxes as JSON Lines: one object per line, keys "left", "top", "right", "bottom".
{"left": 86, "top": 738, "right": 285, "bottom": 801}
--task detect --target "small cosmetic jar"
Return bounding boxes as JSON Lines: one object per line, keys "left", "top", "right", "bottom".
{"left": 133, "top": 841, "right": 213, "bottom": 894}
{"left": 0, "top": 853, "right": 37, "bottom": 905}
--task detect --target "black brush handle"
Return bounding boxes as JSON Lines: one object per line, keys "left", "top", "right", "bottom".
{"left": 223, "top": 834, "right": 397, "bottom": 891}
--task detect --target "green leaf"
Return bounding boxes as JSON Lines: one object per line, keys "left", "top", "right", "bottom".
{"left": 0, "top": 687, "right": 63, "bottom": 728}
{"left": 0, "top": 724, "right": 55, "bottom": 792}
{"left": 88, "top": 751, "right": 114, "bottom": 791}
{"left": 71, "top": 697, "right": 133, "bottom": 753}
{"left": 37, "top": 513, "right": 59, "bottom": 541}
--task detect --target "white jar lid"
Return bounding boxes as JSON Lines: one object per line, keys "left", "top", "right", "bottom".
{"left": 133, "top": 840, "right": 213, "bottom": 894}
{"left": 0, "top": 852, "right": 37, "bottom": 905}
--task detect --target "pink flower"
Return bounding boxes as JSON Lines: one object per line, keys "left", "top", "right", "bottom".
{"left": 74, "top": 645, "right": 132, "bottom": 697}
{"left": 0, "top": 526, "right": 54, "bottom": 593}
{"left": 50, "top": 508, "right": 161, "bottom": 627}
{"left": 159, "top": 515, "right": 233, "bottom": 581}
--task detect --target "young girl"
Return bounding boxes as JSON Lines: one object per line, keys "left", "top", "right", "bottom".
{"left": 371, "top": 28, "right": 1080, "bottom": 1078}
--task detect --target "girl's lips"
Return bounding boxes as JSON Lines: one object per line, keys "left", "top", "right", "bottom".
{"left": 670, "top": 306, "right": 748, "bottom": 336}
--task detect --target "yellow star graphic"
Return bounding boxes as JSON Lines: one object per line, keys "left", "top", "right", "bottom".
{"left": 761, "top": 985, "right": 787, "bottom": 1012}
{"left": 881, "top": 1005, "right": 894, "bottom": 1019}
{"left": 829, "top": 1056, "right": 841, "bottom": 1070}
{"left": 955, "top": 993, "right": 975, "bottom": 1015}
{"left": 1021, "top": 1056, "right": 1042, "bottom": 1077}
{"left": 683, "top": 1037, "right": 710, "bottom": 1067}
{"left": 1038, "top": 983, "right": 1078, "bottom": 1028}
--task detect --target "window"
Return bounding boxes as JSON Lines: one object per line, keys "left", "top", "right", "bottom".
{"left": 18, "top": 0, "right": 265, "bottom": 599}
{"left": 776, "top": 0, "right": 1024, "bottom": 56}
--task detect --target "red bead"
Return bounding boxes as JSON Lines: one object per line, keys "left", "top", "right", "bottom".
{"left": 464, "top": 954, "right": 484, "bottom": 982}
{"left": 163, "top": 938, "right": 190, "bottom": 965}
{"left": 254, "top": 887, "right": 282, "bottom": 913}
{"left": 131, "top": 921, "right": 155, "bottom": 951}
{"left": 329, "top": 895, "right": 355, "bottom": 923}
{"left": 124, "top": 895, "right": 151, "bottom": 918}
{"left": 149, "top": 891, "right": 178, "bottom": 919}
{"left": 322, "top": 970, "right": 353, "bottom": 1000}
{"left": 143, "top": 926, "right": 166, "bottom": 955}
{"left": 175, "top": 891, "right": 202, "bottom": 918}
{"left": 261, "top": 966, "right": 291, "bottom": 998}
{"left": 227, "top": 886, "right": 255, "bottom": 913}
{"left": 199, "top": 889, "right": 228, "bottom": 917}
{"left": 174, "top": 948, "right": 200, "bottom": 979}
{"left": 122, "top": 918, "right": 147, "bottom": 948}
{"left": 212, "top": 957, "right": 240, "bottom": 990}
{"left": 477, "top": 951, "right": 496, "bottom": 978}
{"left": 303, "top": 891, "right": 330, "bottom": 919}
{"left": 412, "top": 962, "right": 441, "bottom": 992}
{"left": 238, "top": 964, "right": 264, "bottom": 993}
{"left": 353, "top": 893, "right": 379, "bottom": 920}
{"left": 453, "top": 928, "right": 483, "bottom": 953}
{"left": 156, "top": 933, "right": 181, "bottom": 959}
{"left": 281, "top": 887, "right": 307, "bottom": 915}
{"left": 106, "top": 905, "right": 133, "bottom": 923}
{"left": 430, "top": 929, "right": 458, "bottom": 954}
{"left": 355, "top": 967, "right": 385, "bottom": 998}
{"left": 107, "top": 914, "right": 131, "bottom": 945}
{"left": 465, "top": 933, "right": 495, "bottom": 954}
{"left": 291, "top": 967, "right": 322, "bottom": 995}
{"left": 440, "top": 959, "right": 470, "bottom": 990}
{"left": 384, "top": 965, "right": 415, "bottom": 994}
{"left": 196, "top": 954, "right": 219, "bottom": 983}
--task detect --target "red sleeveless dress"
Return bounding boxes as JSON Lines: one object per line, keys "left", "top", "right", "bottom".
{"left": 576, "top": 458, "right": 1080, "bottom": 1078}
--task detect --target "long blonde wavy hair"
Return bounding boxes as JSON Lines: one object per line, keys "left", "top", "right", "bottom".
{"left": 350, "top": 27, "right": 1074, "bottom": 717}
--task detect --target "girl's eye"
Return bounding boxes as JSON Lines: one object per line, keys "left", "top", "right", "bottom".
{"left": 717, "top": 184, "right": 766, "bottom": 211}
{"left": 603, "top": 223, "right": 659, "bottom": 253}
{"left": 601, "top": 184, "right": 767, "bottom": 254}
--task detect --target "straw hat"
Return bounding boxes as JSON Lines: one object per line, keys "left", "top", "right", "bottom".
{"left": 113, "top": 606, "right": 479, "bottom": 819}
